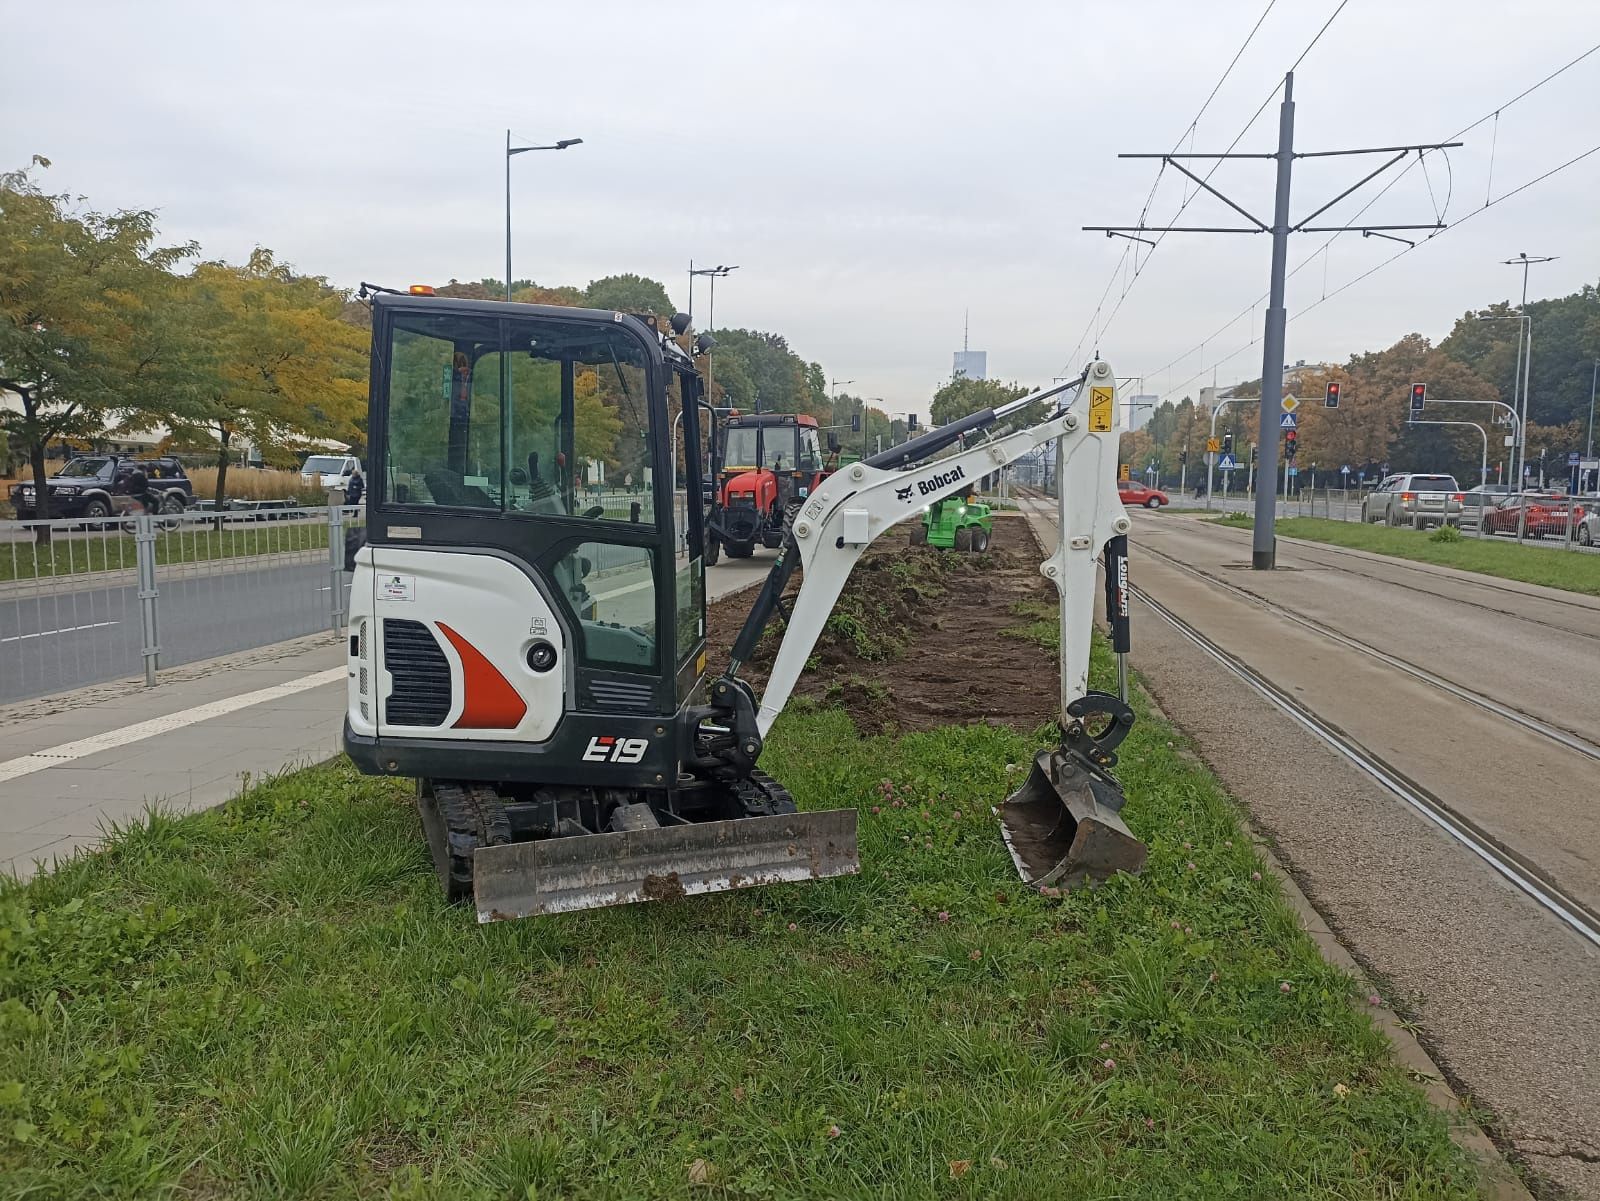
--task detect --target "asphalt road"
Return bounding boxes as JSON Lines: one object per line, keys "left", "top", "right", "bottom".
{"left": 1, "top": 548, "right": 774, "bottom": 705}
{"left": 1, "top": 561, "right": 344, "bottom": 704}
{"left": 1069, "top": 506, "right": 1600, "bottom": 1198}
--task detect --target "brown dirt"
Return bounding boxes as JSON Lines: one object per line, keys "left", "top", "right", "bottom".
{"left": 705, "top": 514, "right": 1060, "bottom": 735}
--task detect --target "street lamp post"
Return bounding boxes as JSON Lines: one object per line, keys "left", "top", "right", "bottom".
{"left": 1587, "top": 358, "right": 1598, "bottom": 463}
{"left": 1477, "top": 312, "right": 1533, "bottom": 492}
{"left": 505, "top": 132, "right": 583, "bottom": 302}
{"left": 688, "top": 264, "right": 737, "bottom": 397}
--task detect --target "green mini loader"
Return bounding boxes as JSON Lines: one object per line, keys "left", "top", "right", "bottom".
{"left": 910, "top": 494, "right": 993, "bottom": 550}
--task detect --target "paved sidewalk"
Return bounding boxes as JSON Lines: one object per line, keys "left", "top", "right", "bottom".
{"left": 0, "top": 635, "right": 345, "bottom": 880}
{"left": 0, "top": 555, "right": 773, "bottom": 882}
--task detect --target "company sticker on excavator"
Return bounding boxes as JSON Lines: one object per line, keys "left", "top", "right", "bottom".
{"left": 1089, "top": 386, "right": 1115, "bottom": 432}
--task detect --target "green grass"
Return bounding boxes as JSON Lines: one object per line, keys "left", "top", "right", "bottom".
{"left": 0, "top": 521, "right": 329, "bottom": 584}
{"left": 0, "top": 647, "right": 1481, "bottom": 1199}
{"left": 1208, "top": 514, "right": 1600, "bottom": 596}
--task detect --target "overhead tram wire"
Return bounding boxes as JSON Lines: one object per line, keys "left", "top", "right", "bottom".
{"left": 1154, "top": 139, "right": 1600, "bottom": 400}
{"left": 1142, "top": 37, "right": 1600, "bottom": 400}
{"left": 1069, "top": 0, "right": 1352, "bottom": 368}
{"left": 1064, "top": 0, "right": 1282, "bottom": 367}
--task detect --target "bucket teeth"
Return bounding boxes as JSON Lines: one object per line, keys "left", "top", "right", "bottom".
{"left": 997, "top": 749, "right": 1147, "bottom": 889}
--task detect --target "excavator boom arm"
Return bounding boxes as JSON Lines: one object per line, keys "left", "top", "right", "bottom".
{"left": 748, "top": 360, "right": 1131, "bottom": 738}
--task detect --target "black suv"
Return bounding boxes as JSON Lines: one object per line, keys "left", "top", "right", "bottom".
{"left": 9, "top": 455, "right": 194, "bottom": 520}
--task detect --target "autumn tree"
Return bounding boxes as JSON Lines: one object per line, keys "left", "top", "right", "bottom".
{"left": 170, "top": 249, "right": 367, "bottom": 505}
{"left": 0, "top": 161, "right": 198, "bottom": 539}
{"left": 584, "top": 274, "right": 675, "bottom": 315}
{"left": 929, "top": 375, "right": 1032, "bottom": 426}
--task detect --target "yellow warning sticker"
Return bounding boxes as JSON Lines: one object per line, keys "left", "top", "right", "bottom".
{"left": 1089, "top": 386, "right": 1115, "bottom": 432}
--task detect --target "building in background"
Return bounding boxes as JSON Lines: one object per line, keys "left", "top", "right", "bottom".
{"left": 952, "top": 350, "right": 987, "bottom": 380}
{"left": 952, "top": 310, "right": 987, "bottom": 380}
{"left": 1128, "top": 395, "right": 1158, "bottom": 431}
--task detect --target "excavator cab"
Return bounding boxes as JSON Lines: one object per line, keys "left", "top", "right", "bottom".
{"left": 345, "top": 293, "right": 857, "bottom": 918}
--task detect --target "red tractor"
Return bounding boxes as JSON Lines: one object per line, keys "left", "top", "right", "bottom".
{"left": 706, "top": 412, "right": 833, "bottom": 562}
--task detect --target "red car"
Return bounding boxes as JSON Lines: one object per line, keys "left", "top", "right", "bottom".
{"left": 1483, "top": 493, "right": 1588, "bottom": 538}
{"left": 1118, "top": 480, "right": 1170, "bottom": 509}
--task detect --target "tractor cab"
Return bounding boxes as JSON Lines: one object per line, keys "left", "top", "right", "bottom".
{"left": 707, "top": 412, "right": 829, "bottom": 561}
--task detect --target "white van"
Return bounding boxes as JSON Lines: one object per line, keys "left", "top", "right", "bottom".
{"left": 301, "top": 454, "right": 361, "bottom": 491}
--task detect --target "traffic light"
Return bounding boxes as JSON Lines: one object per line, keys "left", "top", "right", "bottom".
{"left": 1251, "top": 444, "right": 1258, "bottom": 464}
{"left": 850, "top": 413, "right": 861, "bottom": 432}
{"left": 908, "top": 414, "right": 919, "bottom": 431}
{"left": 1222, "top": 433, "right": 1234, "bottom": 455}
{"left": 1285, "top": 430, "right": 1298, "bottom": 461}
{"left": 1410, "top": 382, "right": 1427, "bottom": 414}
{"left": 1179, "top": 449, "right": 1187, "bottom": 465}
{"left": 1325, "top": 381, "right": 1341, "bottom": 408}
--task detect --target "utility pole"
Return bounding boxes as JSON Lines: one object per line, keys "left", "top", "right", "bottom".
{"left": 1088, "top": 71, "right": 1459, "bottom": 568}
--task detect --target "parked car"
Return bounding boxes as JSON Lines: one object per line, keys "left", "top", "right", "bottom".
{"left": 300, "top": 454, "right": 361, "bottom": 492}
{"left": 1458, "top": 484, "right": 1510, "bottom": 531}
{"left": 1360, "top": 473, "right": 1462, "bottom": 529}
{"left": 226, "top": 499, "right": 297, "bottom": 522}
{"left": 1576, "top": 498, "right": 1600, "bottom": 547}
{"left": 1482, "top": 492, "right": 1581, "bottom": 539}
{"left": 8, "top": 455, "right": 193, "bottom": 521}
{"left": 1117, "top": 480, "right": 1170, "bottom": 509}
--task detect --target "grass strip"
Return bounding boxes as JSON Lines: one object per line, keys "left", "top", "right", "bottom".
{"left": 1208, "top": 514, "right": 1600, "bottom": 596}
{"left": 0, "top": 644, "right": 1480, "bottom": 1198}
{"left": 0, "top": 522, "right": 329, "bottom": 585}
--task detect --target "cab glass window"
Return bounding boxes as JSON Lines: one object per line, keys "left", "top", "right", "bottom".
{"left": 551, "top": 541, "right": 656, "bottom": 670}
{"left": 382, "top": 309, "right": 657, "bottom": 524}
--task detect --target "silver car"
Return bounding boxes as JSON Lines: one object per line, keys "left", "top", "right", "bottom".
{"left": 1361, "top": 473, "right": 1463, "bottom": 529}
{"left": 1577, "top": 498, "right": 1599, "bottom": 547}
{"left": 1458, "top": 484, "right": 1510, "bottom": 531}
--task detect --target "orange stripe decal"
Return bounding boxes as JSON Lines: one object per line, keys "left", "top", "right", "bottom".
{"left": 436, "top": 622, "right": 528, "bottom": 729}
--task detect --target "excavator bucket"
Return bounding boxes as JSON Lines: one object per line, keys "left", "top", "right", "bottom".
{"left": 471, "top": 809, "right": 859, "bottom": 921}
{"left": 997, "top": 748, "right": 1146, "bottom": 889}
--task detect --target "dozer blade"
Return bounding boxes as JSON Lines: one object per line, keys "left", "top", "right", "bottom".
{"left": 997, "top": 749, "right": 1147, "bottom": 889}
{"left": 472, "top": 809, "right": 859, "bottom": 922}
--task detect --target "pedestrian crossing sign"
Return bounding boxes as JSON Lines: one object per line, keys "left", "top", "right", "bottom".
{"left": 1279, "top": 411, "right": 1298, "bottom": 429}
{"left": 1218, "top": 453, "right": 1238, "bottom": 470}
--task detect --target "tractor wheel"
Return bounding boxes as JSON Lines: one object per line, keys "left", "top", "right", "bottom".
{"left": 910, "top": 523, "right": 928, "bottom": 546}
{"left": 705, "top": 537, "right": 721, "bottom": 566}
{"left": 971, "top": 527, "right": 991, "bottom": 552}
{"left": 953, "top": 527, "right": 973, "bottom": 551}
{"left": 725, "top": 539, "right": 755, "bottom": 559}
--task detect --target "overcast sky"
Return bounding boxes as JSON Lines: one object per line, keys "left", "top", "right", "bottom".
{"left": 6, "top": 1, "right": 1598, "bottom": 419}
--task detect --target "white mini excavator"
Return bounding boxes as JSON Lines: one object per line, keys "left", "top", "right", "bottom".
{"left": 343, "top": 289, "right": 1147, "bottom": 919}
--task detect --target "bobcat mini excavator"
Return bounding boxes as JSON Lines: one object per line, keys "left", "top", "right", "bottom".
{"left": 344, "top": 289, "right": 1146, "bottom": 920}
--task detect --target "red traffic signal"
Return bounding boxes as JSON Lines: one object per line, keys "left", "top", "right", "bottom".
{"left": 1325, "top": 381, "right": 1341, "bottom": 408}
{"left": 1410, "top": 382, "right": 1427, "bottom": 413}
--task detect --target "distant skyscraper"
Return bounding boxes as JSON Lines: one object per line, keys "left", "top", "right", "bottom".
{"left": 1128, "top": 395, "right": 1158, "bottom": 431}
{"left": 953, "top": 350, "right": 987, "bottom": 380}
{"left": 953, "top": 309, "right": 987, "bottom": 379}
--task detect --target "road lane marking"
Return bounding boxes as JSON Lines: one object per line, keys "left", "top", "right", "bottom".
{"left": 1, "top": 621, "right": 121, "bottom": 644}
{"left": 0, "top": 667, "right": 346, "bottom": 785}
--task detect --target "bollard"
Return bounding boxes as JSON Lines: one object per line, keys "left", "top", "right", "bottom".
{"left": 135, "top": 513, "right": 161, "bottom": 686}
{"left": 328, "top": 503, "right": 346, "bottom": 634}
